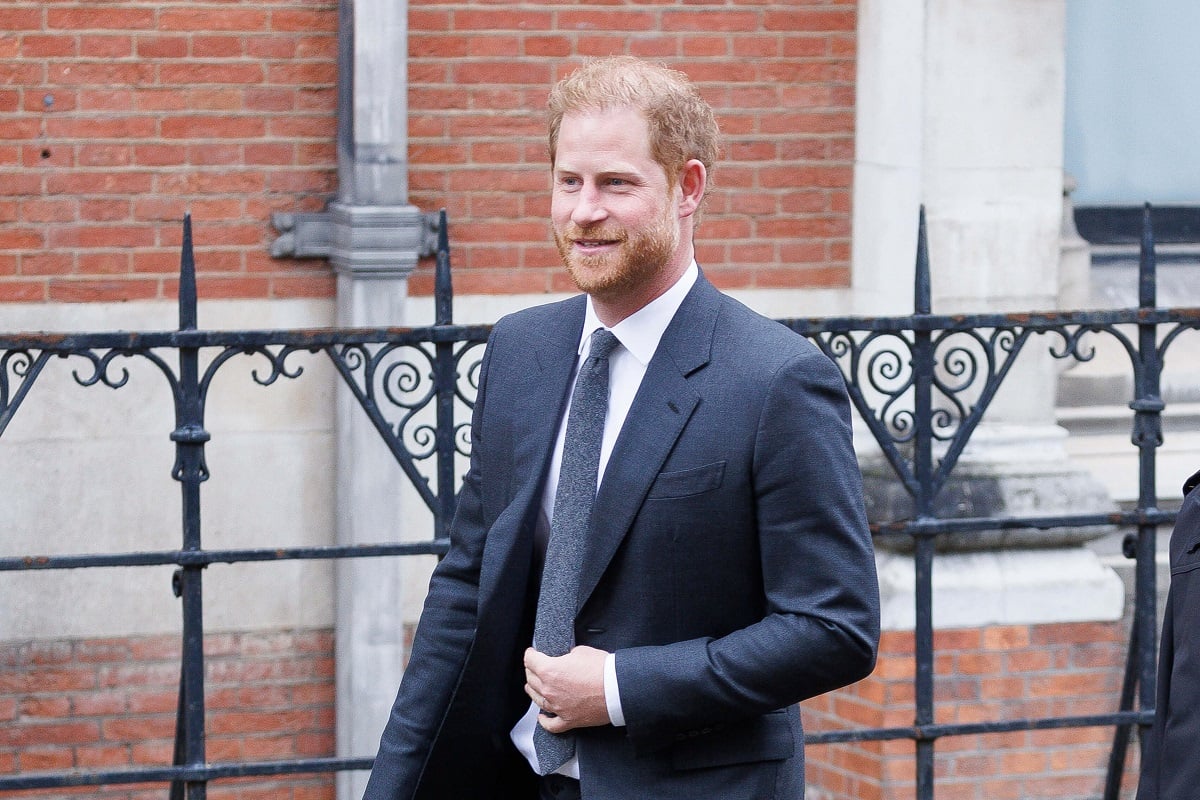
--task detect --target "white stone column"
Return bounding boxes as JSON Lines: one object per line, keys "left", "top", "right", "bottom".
{"left": 332, "top": 2, "right": 425, "bottom": 799}
{"left": 920, "top": 0, "right": 1112, "bottom": 524}
{"left": 335, "top": 266, "right": 411, "bottom": 800}
{"left": 851, "top": 0, "right": 926, "bottom": 316}
{"left": 853, "top": 0, "right": 1119, "bottom": 624}
{"left": 855, "top": 0, "right": 1070, "bottom": 314}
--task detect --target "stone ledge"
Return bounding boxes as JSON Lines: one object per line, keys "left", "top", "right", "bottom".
{"left": 877, "top": 546, "right": 1125, "bottom": 631}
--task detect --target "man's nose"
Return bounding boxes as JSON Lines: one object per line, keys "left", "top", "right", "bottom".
{"left": 571, "top": 184, "right": 607, "bottom": 226}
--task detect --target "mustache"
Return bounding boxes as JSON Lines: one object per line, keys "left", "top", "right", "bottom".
{"left": 557, "top": 224, "right": 627, "bottom": 242}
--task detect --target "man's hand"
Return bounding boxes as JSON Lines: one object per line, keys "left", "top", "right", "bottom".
{"left": 524, "top": 645, "right": 610, "bottom": 733}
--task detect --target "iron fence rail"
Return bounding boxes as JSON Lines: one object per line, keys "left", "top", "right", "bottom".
{"left": 0, "top": 509, "right": 1180, "bottom": 575}
{"left": 1, "top": 207, "right": 1197, "bottom": 798}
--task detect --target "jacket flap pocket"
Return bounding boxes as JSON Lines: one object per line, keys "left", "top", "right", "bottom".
{"left": 670, "top": 709, "right": 794, "bottom": 771}
{"left": 1170, "top": 487, "right": 1200, "bottom": 574}
{"left": 647, "top": 461, "right": 726, "bottom": 500}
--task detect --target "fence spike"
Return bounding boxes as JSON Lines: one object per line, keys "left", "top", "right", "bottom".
{"left": 914, "top": 205, "right": 931, "bottom": 315}
{"left": 179, "top": 214, "right": 197, "bottom": 331}
{"left": 434, "top": 209, "right": 452, "bottom": 326}
{"left": 1139, "top": 202, "right": 1156, "bottom": 310}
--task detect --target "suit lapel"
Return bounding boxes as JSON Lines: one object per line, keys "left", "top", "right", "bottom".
{"left": 576, "top": 277, "right": 721, "bottom": 610}
{"left": 476, "top": 297, "right": 583, "bottom": 611}
{"left": 509, "top": 297, "right": 585, "bottom": 496}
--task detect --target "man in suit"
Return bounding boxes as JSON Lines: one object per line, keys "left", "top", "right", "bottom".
{"left": 1137, "top": 467, "right": 1200, "bottom": 800}
{"left": 362, "top": 56, "right": 880, "bottom": 800}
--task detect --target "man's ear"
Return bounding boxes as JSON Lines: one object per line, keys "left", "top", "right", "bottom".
{"left": 676, "top": 159, "right": 707, "bottom": 219}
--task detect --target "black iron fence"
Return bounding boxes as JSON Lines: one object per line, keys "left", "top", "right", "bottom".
{"left": 1, "top": 208, "right": 1198, "bottom": 799}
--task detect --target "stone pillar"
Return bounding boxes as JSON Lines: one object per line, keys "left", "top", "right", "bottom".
{"left": 833, "top": 3, "right": 1127, "bottom": 794}
{"left": 854, "top": 0, "right": 1074, "bottom": 311}
{"left": 334, "top": 260, "right": 410, "bottom": 800}
{"left": 853, "top": 0, "right": 1114, "bottom": 542}
{"left": 850, "top": 0, "right": 925, "bottom": 316}
{"left": 924, "top": 0, "right": 1114, "bottom": 538}
{"left": 1058, "top": 174, "right": 1092, "bottom": 314}
{"left": 328, "top": 2, "right": 428, "bottom": 799}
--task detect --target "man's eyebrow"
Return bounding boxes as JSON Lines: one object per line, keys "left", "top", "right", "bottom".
{"left": 554, "top": 165, "right": 642, "bottom": 179}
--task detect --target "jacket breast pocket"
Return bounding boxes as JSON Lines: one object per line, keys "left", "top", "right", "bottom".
{"left": 646, "top": 461, "right": 726, "bottom": 500}
{"left": 670, "top": 709, "right": 795, "bottom": 771}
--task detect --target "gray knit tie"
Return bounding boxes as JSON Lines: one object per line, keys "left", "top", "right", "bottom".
{"left": 532, "top": 328, "right": 620, "bottom": 775}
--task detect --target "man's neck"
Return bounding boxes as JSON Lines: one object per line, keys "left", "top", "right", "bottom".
{"left": 590, "top": 251, "right": 694, "bottom": 327}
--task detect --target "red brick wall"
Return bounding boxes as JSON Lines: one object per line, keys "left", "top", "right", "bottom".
{"left": 1, "top": 1, "right": 857, "bottom": 305}
{"left": 0, "top": 630, "right": 335, "bottom": 799}
{"left": 4, "top": 621, "right": 1139, "bottom": 798}
{"left": 0, "top": 0, "right": 340, "bottom": 305}
{"left": 404, "top": 1, "right": 858, "bottom": 297}
{"left": 802, "top": 622, "right": 1140, "bottom": 800}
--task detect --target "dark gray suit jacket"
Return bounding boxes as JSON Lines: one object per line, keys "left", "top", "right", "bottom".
{"left": 363, "top": 274, "right": 880, "bottom": 800}
{"left": 1137, "top": 467, "right": 1200, "bottom": 800}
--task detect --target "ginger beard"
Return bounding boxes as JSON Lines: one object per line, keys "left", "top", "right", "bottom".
{"left": 553, "top": 202, "right": 680, "bottom": 302}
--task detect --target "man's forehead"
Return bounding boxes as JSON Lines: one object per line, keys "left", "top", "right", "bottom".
{"left": 554, "top": 108, "right": 655, "bottom": 167}
{"left": 559, "top": 106, "right": 649, "bottom": 134}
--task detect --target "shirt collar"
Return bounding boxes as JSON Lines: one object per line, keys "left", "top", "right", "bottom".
{"left": 578, "top": 261, "right": 699, "bottom": 366}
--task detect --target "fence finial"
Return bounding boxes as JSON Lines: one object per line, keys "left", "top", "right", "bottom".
{"left": 179, "top": 214, "right": 197, "bottom": 331}
{"left": 434, "top": 209, "right": 452, "bottom": 326}
{"left": 1138, "top": 203, "right": 1156, "bottom": 310}
{"left": 914, "top": 205, "right": 931, "bottom": 315}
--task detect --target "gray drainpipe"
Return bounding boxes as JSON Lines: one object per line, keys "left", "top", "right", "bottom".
{"left": 269, "top": 1, "right": 439, "bottom": 270}
{"left": 270, "top": 3, "right": 435, "bottom": 799}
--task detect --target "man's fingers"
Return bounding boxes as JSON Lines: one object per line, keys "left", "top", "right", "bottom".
{"left": 523, "top": 649, "right": 546, "bottom": 692}
{"left": 523, "top": 646, "right": 609, "bottom": 732}
{"left": 538, "top": 712, "right": 571, "bottom": 734}
{"left": 526, "top": 681, "right": 561, "bottom": 716}
{"left": 524, "top": 681, "right": 548, "bottom": 711}
{"left": 523, "top": 646, "right": 546, "bottom": 672}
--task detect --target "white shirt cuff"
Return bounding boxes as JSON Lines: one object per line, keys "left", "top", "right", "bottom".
{"left": 603, "top": 652, "right": 625, "bottom": 727}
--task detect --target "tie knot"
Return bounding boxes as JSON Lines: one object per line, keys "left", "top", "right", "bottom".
{"left": 588, "top": 329, "right": 620, "bottom": 361}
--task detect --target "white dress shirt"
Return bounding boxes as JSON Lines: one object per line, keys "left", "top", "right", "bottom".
{"left": 511, "top": 262, "right": 699, "bottom": 777}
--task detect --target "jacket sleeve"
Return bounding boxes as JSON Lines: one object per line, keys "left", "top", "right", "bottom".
{"left": 361, "top": 332, "right": 497, "bottom": 800}
{"left": 615, "top": 347, "right": 880, "bottom": 750}
{"left": 1137, "top": 469, "right": 1200, "bottom": 800}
